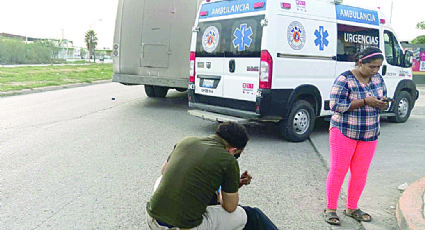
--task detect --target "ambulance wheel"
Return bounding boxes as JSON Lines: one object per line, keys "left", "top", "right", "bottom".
{"left": 389, "top": 91, "right": 412, "bottom": 123}
{"left": 154, "top": 86, "right": 169, "bottom": 98}
{"left": 279, "top": 100, "right": 315, "bottom": 142}
{"left": 145, "top": 85, "right": 156, "bottom": 98}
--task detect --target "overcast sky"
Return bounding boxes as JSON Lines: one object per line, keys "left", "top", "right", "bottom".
{"left": 0, "top": 0, "right": 118, "bottom": 49}
{"left": 345, "top": 0, "right": 425, "bottom": 41}
{"left": 0, "top": 0, "right": 424, "bottom": 50}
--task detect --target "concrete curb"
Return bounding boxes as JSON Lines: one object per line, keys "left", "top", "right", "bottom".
{"left": 396, "top": 176, "right": 425, "bottom": 230}
{"left": 0, "top": 80, "right": 112, "bottom": 97}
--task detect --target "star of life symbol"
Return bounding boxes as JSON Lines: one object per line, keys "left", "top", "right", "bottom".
{"left": 314, "top": 26, "right": 329, "bottom": 51}
{"left": 233, "top": 24, "right": 253, "bottom": 51}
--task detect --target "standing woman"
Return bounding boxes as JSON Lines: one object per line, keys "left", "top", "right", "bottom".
{"left": 323, "top": 47, "right": 389, "bottom": 225}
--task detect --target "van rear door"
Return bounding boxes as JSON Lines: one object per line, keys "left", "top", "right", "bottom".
{"left": 223, "top": 16, "right": 264, "bottom": 100}
{"left": 141, "top": 0, "right": 172, "bottom": 68}
{"left": 194, "top": 0, "right": 266, "bottom": 103}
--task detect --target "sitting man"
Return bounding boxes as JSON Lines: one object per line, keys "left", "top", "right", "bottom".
{"left": 146, "top": 122, "right": 250, "bottom": 230}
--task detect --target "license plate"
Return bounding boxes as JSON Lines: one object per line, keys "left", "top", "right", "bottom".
{"left": 202, "top": 79, "right": 214, "bottom": 88}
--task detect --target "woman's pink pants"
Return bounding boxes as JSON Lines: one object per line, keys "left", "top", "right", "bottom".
{"left": 326, "top": 128, "right": 377, "bottom": 210}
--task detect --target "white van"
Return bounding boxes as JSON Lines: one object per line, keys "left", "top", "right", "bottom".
{"left": 112, "top": 0, "right": 202, "bottom": 98}
{"left": 188, "top": 0, "right": 419, "bottom": 142}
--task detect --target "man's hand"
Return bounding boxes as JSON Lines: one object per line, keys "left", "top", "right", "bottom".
{"left": 239, "top": 170, "right": 252, "bottom": 188}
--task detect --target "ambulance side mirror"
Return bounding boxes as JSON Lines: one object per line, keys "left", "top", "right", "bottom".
{"left": 403, "top": 50, "right": 413, "bottom": 68}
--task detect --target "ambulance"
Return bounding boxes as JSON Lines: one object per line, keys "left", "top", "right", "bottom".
{"left": 188, "top": 0, "right": 419, "bottom": 142}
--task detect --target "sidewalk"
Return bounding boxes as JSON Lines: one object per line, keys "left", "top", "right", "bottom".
{"left": 396, "top": 177, "right": 425, "bottom": 230}
{"left": 395, "top": 84, "right": 425, "bottom": 230}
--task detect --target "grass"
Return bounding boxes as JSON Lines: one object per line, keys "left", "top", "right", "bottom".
{"left": 0, "top": 63, "right": 112, "bottom": 92}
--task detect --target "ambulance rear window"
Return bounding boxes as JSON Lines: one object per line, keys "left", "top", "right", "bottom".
{"left": 196, "top": 15, "right": 264, "bottom": 58}
{"left": 337, "top": 24, "right": 379, "bottom": 62}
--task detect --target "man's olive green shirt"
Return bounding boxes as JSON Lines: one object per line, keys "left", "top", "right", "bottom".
{"left": 146, "top": 135, "right": 240, "bottom": 228}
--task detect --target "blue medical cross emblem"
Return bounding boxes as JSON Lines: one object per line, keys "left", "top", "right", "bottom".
{"left": 314, "top": 26, "right": 329, "bottom": 51}
{"left": 233, "top": 24, "right": 253, "bottom": 51}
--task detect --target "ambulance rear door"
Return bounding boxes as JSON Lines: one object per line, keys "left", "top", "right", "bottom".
{"left": 194, "top": 0, "right": 266, "bottom": 104}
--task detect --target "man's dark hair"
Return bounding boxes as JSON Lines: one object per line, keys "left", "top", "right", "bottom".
{"left": 216, "top": 122, "right": 249, "bottom": 149}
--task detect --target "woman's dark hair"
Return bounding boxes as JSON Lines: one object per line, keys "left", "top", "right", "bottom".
{"left": 216, "top": 122, "right": 249, "bottom": 149}
{"left": 355, "top": 47, "right": 384, "bottom": 65}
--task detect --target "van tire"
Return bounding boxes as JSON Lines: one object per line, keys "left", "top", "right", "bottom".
{"left": 389, "top": 91, "right": 412, "bottom": 123}
{"left": 279, "top": 100, "right": 316, "bottom": 142}
{"left": 176, "top": 88, "right": 187, "bottom": 92}
{"left": 154, "top": 86, "right": 169, "bottom": 98}
{"left": 145, "top": 85, "right": 156, "bottom": 98}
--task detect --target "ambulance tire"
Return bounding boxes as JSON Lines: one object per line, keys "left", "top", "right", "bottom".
{"left": 154, "top": 86, "right": 169, "bottom": 98}
{"left": 279, "top": 100, "right": 316, "bottom": 142}
{"left": 389, "top": 91, "right": 412, "bottom": 123}
{"left": 145, "top": 85, "right": 156, "bottom": 98}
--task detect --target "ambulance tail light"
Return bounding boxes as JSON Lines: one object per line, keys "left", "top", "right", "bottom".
{"left": 281, "top": 2, "right": 291, "bottom": 9}
{"left": 259, "top": 50, "right": 273, "bottom": 89}
{"left": 190, "top": 51, "right": 196, "bottom": 83}
{"left": 254, "top": 2, "right": 264, "bottom": 9}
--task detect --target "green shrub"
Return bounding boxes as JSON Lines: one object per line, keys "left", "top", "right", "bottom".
{"left": 412, "top": 35, "right": 425, "bottom": 44}
{"left": 0, "top": 36, "right": 59, "bottom": 64}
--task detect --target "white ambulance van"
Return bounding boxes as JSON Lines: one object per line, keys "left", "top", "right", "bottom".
{"left": 188, "top": 0, "right": 419, "bottom": 142}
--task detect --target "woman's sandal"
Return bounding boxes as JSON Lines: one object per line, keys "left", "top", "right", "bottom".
{"left": 343, "top": 209, "right": 372, "bottom": 222}
{"left": 323, "top": 209, "right": 341, "bottom": 225}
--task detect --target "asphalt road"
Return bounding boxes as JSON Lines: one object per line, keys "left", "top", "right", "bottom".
{"left": 1, "top": 83, "right": 424, "bottom": 229}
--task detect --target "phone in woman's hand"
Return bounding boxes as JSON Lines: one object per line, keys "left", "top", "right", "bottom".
{"left": 381, "top": 98, "right": 394, "bottom": 102}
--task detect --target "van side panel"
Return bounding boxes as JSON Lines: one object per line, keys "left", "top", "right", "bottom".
{"left": 264, "top": 1, "right": 337, "bottom": 116}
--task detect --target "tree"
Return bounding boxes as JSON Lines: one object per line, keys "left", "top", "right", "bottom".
{"left": 80, "top": 48, "right": 87, "bottom": 59}
{"left": 417, "top": 21, "right": 425, "bottom": 30}
{"left": 412, "top": 21, "right": 425, "bottom": 44}
{"left": 85, "top": 30, "right": 98, "bottom": 62}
